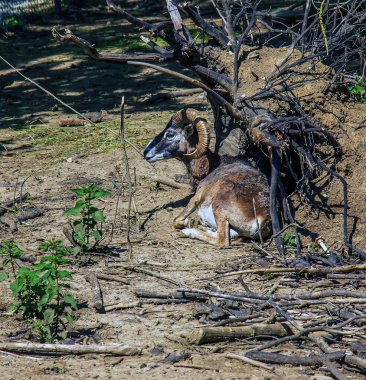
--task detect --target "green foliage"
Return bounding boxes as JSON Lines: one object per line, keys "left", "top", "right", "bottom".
{"left": 101, "top": 36, "right": 149, "bottom": 52}
{"left": 308, "top": 242, "right": 320, "bottom": 251}
{"left": 64, "top": 184, "right": 111, "bottom": 255}
{"left": 2, "top": 17, "right": 24, "bottom": 32}
{"left": 283, "top": 232, "right": 296, "bottom": 247}
{"left": 348, "top": 76, "right": 366, "bottom": 103}
{"left": 283, "top": 232, "right": 297, "bottom": 255}
{"left": 10, "top": 204, "right": 20, "bottom": 212}
{"left": 0, "top": 241, "right": 24, "bottom": 280}
{"left": 130, "top": 214, "right": 139, "bottom": 226}
{"left": 0, "top": 240, "right": 77, "bottom": 342}
{"left": 11, "top": 115, "right": 160, "bottom": 158}
{"left": 4, "top": 17, "right": 22, "bottom": 27}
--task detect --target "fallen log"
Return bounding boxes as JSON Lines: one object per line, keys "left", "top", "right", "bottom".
{"left": 0, "top": 342, "right": 141, "bottom": 356}
{"left": 186, "top": 322, "right": 296, "bottom": 345}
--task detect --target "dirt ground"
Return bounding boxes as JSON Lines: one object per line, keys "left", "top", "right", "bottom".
{"left": 1, "top": 4, "right": 366, "bottom": 380}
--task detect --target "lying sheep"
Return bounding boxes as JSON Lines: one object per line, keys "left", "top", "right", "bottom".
{"left": 144, "top": 108, "right": 271, "bottom": 246}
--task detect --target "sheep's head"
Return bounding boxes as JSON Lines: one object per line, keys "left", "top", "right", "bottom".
{"left": 144, "top": 108, "right": 210, "bottom": 163}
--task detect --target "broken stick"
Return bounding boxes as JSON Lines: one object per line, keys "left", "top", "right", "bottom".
{"left": 226, "top": 353, "right": 274, "bottom": 371}
{"left": 151, "top": 176, "right": 190, "bottom": 190}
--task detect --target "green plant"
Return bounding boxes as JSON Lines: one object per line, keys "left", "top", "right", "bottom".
{"left": 283, "top": 232, "right": 297, "bottom": 255}
{"left": 0, "top": 241, "right": 24, "bottom": 280}
{"left": 130, "top": 214, "right": 139, "bottom": 226}
{"left": 308, "top": 242, "right": 320, "bottom": 251}
{"left": 4, "top": 17, "right": 21, "bottom": 27}
{"left": 3, "top": 17, "right": 24, "bottom": 32}
{"left": 64, "top": 184, "right": 111, "bottom": 255}
{"left": 348, "top": 75, "right": 366, "bottom": 103}
{"left": 283, "top": 232, "right": 296, "bottom": 247}
{"left": 1, "top": 240, "right": 77, "bottom": 342}
{"left": 10, "top": 204, "right": 20, "bottom": 212}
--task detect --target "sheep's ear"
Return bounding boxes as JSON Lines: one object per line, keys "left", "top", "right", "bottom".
{"left": 184, "top": 124, "right": 194, "bottom": 137}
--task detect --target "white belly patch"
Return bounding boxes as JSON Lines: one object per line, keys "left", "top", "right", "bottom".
{"left": 197, "top": 204, "right": 217, "bottom": 228}
{"left": 230, "top": 229, "right": 239, "bottom": 238}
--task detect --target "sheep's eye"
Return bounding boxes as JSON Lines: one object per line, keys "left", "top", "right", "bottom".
{"left": 166, "top": 132, "right": 175, "bottom": 139}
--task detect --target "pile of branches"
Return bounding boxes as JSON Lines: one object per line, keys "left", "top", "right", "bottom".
{"left": 97, "top": 249, "right": 366, "bottom": 378}
{"left": 52, "top": 0, "right": 366, "bottom": 257}
{"left": 134, "top": 269, "right": 366, "bottom": 379}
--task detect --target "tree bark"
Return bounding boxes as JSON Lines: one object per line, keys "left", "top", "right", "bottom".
{"left": 187, "top": 322, "right": 296, "bottom": 344}
{"left": 0, "top": 342, "right": 141, "bottom": 356}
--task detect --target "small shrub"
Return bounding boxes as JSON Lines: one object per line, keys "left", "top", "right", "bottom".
{"left": 348, "top": 75, "right": 366, "bottom": 103}
{"left": 0, "top": 240, "right": 77, "bottom": 342}
{"left": 64, "top": 184, "right": 111, "bottom": 256}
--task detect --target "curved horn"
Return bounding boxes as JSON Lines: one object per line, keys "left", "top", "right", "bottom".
{"left": 170, "top": 108, "right": 210, "bottom": 159}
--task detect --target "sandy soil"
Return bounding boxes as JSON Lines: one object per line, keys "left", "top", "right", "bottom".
{"left": 1, "top": 4, "right": 366, "bottom": 380}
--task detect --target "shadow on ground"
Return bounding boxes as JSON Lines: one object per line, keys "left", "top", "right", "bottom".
{"left": 0, "top": 7, "right": 207, "bottom": 130}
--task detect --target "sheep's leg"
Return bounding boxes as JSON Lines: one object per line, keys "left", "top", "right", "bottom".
{"left": 180, "top": 227, "right": 218, "bottom": 245}
{"left": 217, "top": 219, "right": 230, "bottom": 247}
{"left": 181, "top": 218, "right": 230, "bottom": 247}
{"left": 173, "top": 195, "right": 200, "bottom": 229}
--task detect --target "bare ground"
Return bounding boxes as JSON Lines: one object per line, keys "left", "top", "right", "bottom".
{"left": 1, "top": 5, "right": 366, "bottom": 380}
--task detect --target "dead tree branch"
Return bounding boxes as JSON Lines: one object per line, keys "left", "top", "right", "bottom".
{"left": 0, "top": 342, "right": 141, "bottom": 356}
